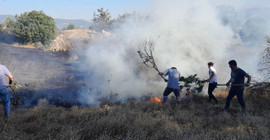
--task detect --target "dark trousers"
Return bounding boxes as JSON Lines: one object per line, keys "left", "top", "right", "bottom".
{"left": 224, "top": 87, "right": 245, "bottom": 111}
{"left": 163, "top": 87, "right": 180, "bottom": 102}
{"left": 208, "top": 83, "right": 218, "bottom": 103}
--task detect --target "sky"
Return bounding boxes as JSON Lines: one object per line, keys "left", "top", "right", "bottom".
{"left": 0, "top": 0, "right": 150, "bottom": 21}
{"left": 1, "top": 0, "right": 270, "bottom": 21}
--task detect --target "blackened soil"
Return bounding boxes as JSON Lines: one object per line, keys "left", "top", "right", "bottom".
{"left": 0, "top": 44, "right": 86, "bottom": 107}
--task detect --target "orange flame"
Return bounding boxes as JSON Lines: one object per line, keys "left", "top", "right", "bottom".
{"left": 150, "top": 97, "right": 162, "bottom": 103}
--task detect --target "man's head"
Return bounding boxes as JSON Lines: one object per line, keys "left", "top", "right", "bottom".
{"left": 208, "top": 62, "right": 214, "bottom": 68}
{"left": 171, "top": 67, "right": 177, "bottom": 70}
{"left": 228, "top": 60, "right": 237, "bottom": 70}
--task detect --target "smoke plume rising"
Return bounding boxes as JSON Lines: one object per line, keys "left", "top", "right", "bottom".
{"left": 76, "top": 0, "right": 270, "bottom": 105}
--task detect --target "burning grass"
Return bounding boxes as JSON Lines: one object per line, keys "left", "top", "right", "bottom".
{"left": 0, "top": 85, "right": 270, "bottom": 139}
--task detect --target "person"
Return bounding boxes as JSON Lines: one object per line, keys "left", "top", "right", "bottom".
{"left": 224, "top": 60, "right": 251, "bottom": 113}
{"left": 205, "top": 62, "right": 218, "bottom": 104}
{"left": 0, "top": 64, "right": 14, "bottom": 118}
{"left": 158, "top": 67, "right": 181, "bottom": 103}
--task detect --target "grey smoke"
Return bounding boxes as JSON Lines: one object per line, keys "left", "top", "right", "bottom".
{"left": 76, "top": 0, "right": 270, "bottom": 105}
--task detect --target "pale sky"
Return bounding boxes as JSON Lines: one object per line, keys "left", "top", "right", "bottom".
{"left": 0, "top": 0, "right": 150, "bottom": 21}
{"left": 1, "top": 0, "right": 270, "bottom": 21}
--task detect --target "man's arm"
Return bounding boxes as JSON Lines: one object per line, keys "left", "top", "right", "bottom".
{"left": 7, "top": 74, "right": 14, "bottom": 87}
{"left": 245, "top": 73, "right": 251, "bottom": 86}
{"left": 158, "top": 72, "right": 163, "bottom": 75}
{"left": 206, "top": 71, "right": 215, "bottom": 82}
{"left": 226, "top": 79, "right": 231, "bottom": 87}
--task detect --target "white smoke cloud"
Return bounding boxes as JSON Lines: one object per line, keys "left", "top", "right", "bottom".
{"left": 76, "top": 0, "right": 270, "bottom": 105}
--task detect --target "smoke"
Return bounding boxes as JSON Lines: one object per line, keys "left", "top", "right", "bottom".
{"left": 76, "top": 0, "right": 270, "bottom": 105}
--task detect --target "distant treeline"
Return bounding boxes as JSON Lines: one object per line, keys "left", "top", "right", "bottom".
{"left": 0, "top": 8, "right": 141, "bottom": 48}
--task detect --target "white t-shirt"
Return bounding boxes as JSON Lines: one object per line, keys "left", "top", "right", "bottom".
{"left": 209, "top": 67, "right": 217, "bottom": 83}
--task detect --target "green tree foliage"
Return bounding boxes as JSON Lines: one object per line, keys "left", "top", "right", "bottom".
{"left": 64, "top": 23, "right": 76, "bottom": 30}
{"left": 89, "top": 8, "right": 113, "bottom": 31}
{"left": 3, "top": 16, "right": 16, "bottom": 33}
{"left": 0, "top": 24, "right": 3, "bottom": 32}
{"left": 14, "top": 10, "right": 57, "bottom": 45}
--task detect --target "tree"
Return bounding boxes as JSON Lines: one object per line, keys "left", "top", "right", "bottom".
{"left": 259, "top": 46, "right": 270, "bottom": 81}
{"left": 0, "top": 24, "right": 3, "bottom": 32}
{"left": 65, "top": 23, "right": 76, "bottom": 30}
{"left": 89, "top": 8, "right": 112, "bottom": 31}
{"left": 14, "top": 10, "right": 57, "bottom": 45}
{"left": 3, "top": 16, "right": 16, "bottom": 33}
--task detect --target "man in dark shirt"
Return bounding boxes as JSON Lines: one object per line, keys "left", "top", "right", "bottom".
{"left": 224, "top": 60, "right": 251, "bottom": 113}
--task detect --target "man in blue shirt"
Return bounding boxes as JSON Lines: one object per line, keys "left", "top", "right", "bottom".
{"left": 0, "top": 64, "right": 14, "bottom": 118}
{"left": 159, "top": 67, "right": 181, "bottom": 103}
{"left": 224, "top": 60, "right": 251, "bottom": 113}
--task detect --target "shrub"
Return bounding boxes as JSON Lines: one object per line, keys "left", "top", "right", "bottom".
{"left": 13, "top": 10, "right": 57, "bottom": 45}
{"left": 3, "top": 16, "right": 16, "bottom": 34}
{"left": 64, "top": 24, "right": 76, "bottom": 30}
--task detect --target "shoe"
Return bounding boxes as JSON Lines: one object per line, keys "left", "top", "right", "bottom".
{"left": 242, "top": 109, "right": 246, "bottom": 115}
{"left": 220, "top": 109, "right": 228, "bottom": 113}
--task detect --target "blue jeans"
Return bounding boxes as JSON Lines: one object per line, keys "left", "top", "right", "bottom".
{"left": 0, "top": 87, "right": 11, "bottom": 117}
{"left": 224, "top": 87, "right": 245, "bottom": 111}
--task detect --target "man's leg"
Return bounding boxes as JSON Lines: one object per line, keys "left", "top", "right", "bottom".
{"left": 224, "top": 88, "right": 236, "bottom": 111}
{"left": 163, "top": 87, "right": 172, "bottom": 103}
{"left": 208, "top": 83, "right": 218, "bottom": 103}
{"left": 236, "top": 88, "right": 246, "bottom": 112}
{"left": 173, "top": 89, "right": 181, "bottom": 103}
{"left": 0, "top": 88, "right": 11, "bottom": 117}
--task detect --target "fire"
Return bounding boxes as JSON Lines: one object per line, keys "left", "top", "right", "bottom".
{"left": 150, "top": 97, "right": 162, "bottom": 103}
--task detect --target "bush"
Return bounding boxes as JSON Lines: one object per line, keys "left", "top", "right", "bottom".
{"left": 13, "top": 10, "right": 57, "bottom": 45}
{"left": 0, "top": 24, "right": 2, "bottom": 32}
{"left": 3, "top": 16, "right": 16, "bottom": 34}
{"left": 64, "top": 24, "right": 76, "bottom": 30}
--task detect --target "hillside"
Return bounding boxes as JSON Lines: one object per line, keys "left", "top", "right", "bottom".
{"left": 0, "top": 15, "right": 90, "bottom": 29}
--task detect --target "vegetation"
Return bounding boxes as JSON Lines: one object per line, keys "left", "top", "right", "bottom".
{"left": 2, "top": 16, "right": 16, "bottom": 34}
{"left": 64, "top": 23, "right": 76, "bottom": 30}
{"left": 89, "top": 8, "right": 113, "bottom": 31}
{"left": 0, "top": 86, "right": 269, "bottom": 139}
{"left": 13, "top": 10, "right": 57, "bottom": 45}
{"left": 0, "top": 24, "right": 2, "bottom": 32}
{"left": 259, "top": 41, "right": 270, "bottom": 81}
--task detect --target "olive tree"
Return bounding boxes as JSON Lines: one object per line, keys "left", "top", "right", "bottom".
{"left": 14, "top": 10, "right": 57, "bottom": 45}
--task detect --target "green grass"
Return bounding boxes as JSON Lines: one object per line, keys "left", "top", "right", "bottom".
{"left": 0, "top": 88, "right": 269, "bottom": 140}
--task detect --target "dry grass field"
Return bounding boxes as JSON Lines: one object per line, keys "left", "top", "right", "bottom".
{"left": 0, "top": 86, "right": 269, "bottom": 140}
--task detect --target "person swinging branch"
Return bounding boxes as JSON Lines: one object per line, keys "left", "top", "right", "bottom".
{"left": 159, "top": 67, "right": 181, "bottom": 103}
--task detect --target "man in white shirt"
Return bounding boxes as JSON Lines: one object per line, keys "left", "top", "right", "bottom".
{"left": 159, "top": 67, "right": 181, "bottom": 103}
{"left": 205, "top": 62, "right": 218, "bottom": 104}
